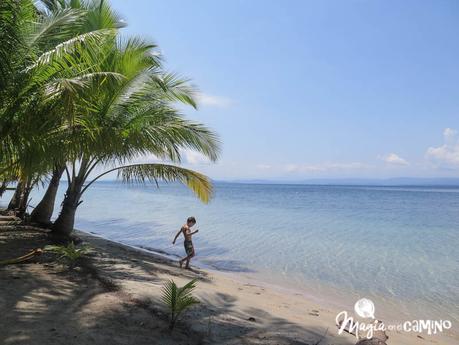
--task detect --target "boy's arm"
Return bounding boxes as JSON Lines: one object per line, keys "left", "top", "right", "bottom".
{"left": 190, "top": 229, "right": 199, "bottom": 235}
{"left": 172, "top": 228, "right": 182, "bottom": 244}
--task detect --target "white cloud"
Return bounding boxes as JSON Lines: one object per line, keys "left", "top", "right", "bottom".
{"left": 256, "top": 164, "right": 272, "bottom": 170}
{"left": 380, "top": 153, "right": 409, "bottom": 166}
{"left": 426, "top": 128, "right": 459, "bottom": 168}
{"left": 129, "top": 153, "right": 160, "bottom": 164}
{"left": 128, "top": 151, "right": 211, "bottom": 166}
{"left": 195, "top": 92, "right": 232, "bottom": 108}
{"left": 182, "top": 150, "right": 210, "bottom": 165}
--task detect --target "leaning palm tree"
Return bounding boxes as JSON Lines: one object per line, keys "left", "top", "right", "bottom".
{"left": 51, "top": 36, "right": 220, "bottom": 236}
{"left": 27, "top": 0, "right": 126, "bottom": 224}
{"left": 1, "top": 0, "right": 220, "bottom": 232}
{"left": 0, "top": 0, "right": 121, "bottom": 215}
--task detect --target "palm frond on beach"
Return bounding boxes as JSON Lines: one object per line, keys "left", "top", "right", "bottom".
{"left": 161, "top": 279, "right": 200, "bottom": 331}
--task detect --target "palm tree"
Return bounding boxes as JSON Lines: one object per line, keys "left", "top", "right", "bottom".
{"left": 28, "top": 0, "right": 126, "bottom": 224}
{"left": 1, "top": 0, "right": 220, "bottom": 234}
{"left": 51, "top": 35, "right": 220, "bottom": 236}
{"left": 0, "top": 0, "right": 124, "bottom": 219}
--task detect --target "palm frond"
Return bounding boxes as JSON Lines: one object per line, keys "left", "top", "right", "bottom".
{"left": 161, "top": 279, "right": 199, "bottom": 331}
{"left": 29, "top": 28, "right": 116, "bottom": 70}
{"left": 84, "top": 163, "right": 213, "bottom": 204}
{"left": 149, "top": 72, "right": 197, "bottom": 108}
{"left": 116, "top": 164, "right": 213, "bottom": 203}
{"left": 27, "top": 7, "right": 86, "bottom": 48}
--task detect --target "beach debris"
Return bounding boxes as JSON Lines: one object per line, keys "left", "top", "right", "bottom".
{"left": 0, "top": 215, "right": 20, "bottom": 221}
{"left": 247, "top": 317, "right": 256, "bottom": 322}
{"left": 0, "top": 248, "right": 43, "bottom": 265}
{"left": 0, "top": 225, "right": 50, "bottom": 232}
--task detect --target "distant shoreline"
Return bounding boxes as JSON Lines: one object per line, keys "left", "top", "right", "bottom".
{"left": 68, "top": 178, "right": 459, "bottom": 187}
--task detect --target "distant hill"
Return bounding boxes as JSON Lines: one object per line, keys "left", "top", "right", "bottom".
{"left": 224, "top": 177, "right": 459, "bottom": 186}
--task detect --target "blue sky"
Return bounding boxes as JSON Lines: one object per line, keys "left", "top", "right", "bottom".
{"left": 111, "top": 0, "right": 459, "bottom": 180}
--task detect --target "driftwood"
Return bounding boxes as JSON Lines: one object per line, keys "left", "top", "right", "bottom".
{"left": 0, "top": 248, "right": 43, "bottom": 265}
{"left": 0, "top": 215, "right": 20, "bottom": 221}
{"left": 0, "top": 225, "right": 51, "bottom": 232}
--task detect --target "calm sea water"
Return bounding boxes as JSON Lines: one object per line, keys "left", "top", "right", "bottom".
{"left": 2, "top": 182, "right": 459, "bottom": 322}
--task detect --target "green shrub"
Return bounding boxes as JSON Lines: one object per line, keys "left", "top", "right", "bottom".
{"left": 161, "top": 278, "right": 200, "bottom": 331}
{"left": 45, "top": 242, "right": 90, "bottom": 268}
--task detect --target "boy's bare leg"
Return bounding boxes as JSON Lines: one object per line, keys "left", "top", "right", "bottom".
{"left": 185, "top": 251, "right": 195, "bottom": 269}
{"left": 179, "top": 254, "right": 191, "bottom": 268}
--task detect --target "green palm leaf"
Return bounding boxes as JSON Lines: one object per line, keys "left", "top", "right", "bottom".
{"left": 83, "top": 163, "right": 213, "bottom": 204}
{"left": 161, "top": 279, "right": 199, "bottom": 331}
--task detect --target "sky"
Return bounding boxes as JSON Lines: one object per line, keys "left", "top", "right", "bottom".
{"left": 109, "top": 0, "right": 459, "bottom": 181}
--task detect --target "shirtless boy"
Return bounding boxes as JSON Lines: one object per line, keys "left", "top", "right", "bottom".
{"left": 172, "top": 216, "right": 199, "bottom": 269}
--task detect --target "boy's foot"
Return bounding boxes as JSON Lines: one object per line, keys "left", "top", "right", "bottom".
{"left": 185, "top": 265, "right": 191, "bottom": 270}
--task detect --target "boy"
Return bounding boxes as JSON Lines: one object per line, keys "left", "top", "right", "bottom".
{"left": 172, "top": 216, "right": 199, "bottom": 269}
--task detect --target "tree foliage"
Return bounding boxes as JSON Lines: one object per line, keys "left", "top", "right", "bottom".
{"left": 0, "top": 0, "right": 220, "bottom": 234}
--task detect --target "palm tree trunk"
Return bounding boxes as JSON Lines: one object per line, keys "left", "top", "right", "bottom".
{"left": 52, "top": 182, "right": 82, "bottom": 236}
{"left": 17, "top": 178, "right": 34, "bottom": 219}
{"left": 0, "top": 181, "right": 7, "bottom": 198}
{"left": 31, "top": 166, "right": 65, "bottom": 225}
{"left": 52, "top": 159, "right": 90, "bottom": 236}
{"left": 7, "top": 180, "right": 24, "bottom": 211}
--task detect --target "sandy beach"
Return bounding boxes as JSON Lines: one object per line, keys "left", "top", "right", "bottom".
{"left": 1, "top": 226, "right": 457, "bottom": 345}
{"left": 1, "top": 1, "right": 458, "bottom": 344}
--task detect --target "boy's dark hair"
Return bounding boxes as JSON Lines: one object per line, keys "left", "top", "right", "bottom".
{"left": 187, "top": 216, "right": 196, "bottom": 224}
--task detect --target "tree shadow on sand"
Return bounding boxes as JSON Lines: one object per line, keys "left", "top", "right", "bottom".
{"left": 0, "top": 229, "right": 205, "bottom": 345}
{"left": 1, "top": 229, "right": 356, "bottom": 345}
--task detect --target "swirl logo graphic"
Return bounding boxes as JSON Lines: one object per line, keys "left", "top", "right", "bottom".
{"left": 354, "top": 298, "right": 375, "bottom": 319}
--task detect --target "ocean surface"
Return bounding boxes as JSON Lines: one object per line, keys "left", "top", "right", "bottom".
{"left": 2, "top": 181, "right": 459, "bottom": 322}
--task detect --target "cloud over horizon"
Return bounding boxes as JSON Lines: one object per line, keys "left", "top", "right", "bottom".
{"left": 426, "top": 128, "right": 459, "bottom": 169}
{"left": 380, "top": 153, "right": 409, "bottom": 166}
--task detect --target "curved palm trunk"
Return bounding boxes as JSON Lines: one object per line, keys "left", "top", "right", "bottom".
{"left": 17, "top": 185, "right": 30, "bottom": 219}
{"left": 17, "top": 178, "right": 35, "bottom": 219}
{"left": 31, "top": 166, "right": 64, "bottom": 225}
{"left": 52, "top": 160, "right": 90, "bottom": 236}
{"left": 7, "top": 180, "right": 24, "bottom": 211}
{"left": 0, "top": 181, "right": 7, "bottom": 198}
{"left": 52, "top": 181, "right": 83, "bottom": 236}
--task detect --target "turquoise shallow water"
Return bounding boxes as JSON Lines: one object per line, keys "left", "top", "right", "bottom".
{"left": 2, "top": 182, "right": 459, "bottom": 322}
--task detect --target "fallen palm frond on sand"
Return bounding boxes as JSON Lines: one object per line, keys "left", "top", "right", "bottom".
{"left": 0, "top": 248, "right": 43, "bottom": 266}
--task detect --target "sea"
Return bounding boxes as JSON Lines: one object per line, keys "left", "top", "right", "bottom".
{"left": 2, "top": 181, "right": 458, "bottom": 324}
